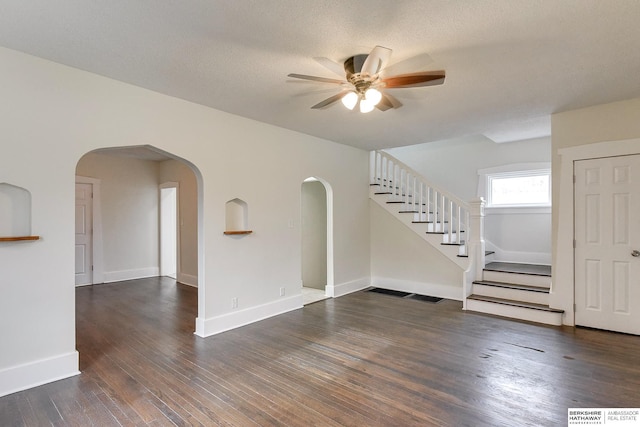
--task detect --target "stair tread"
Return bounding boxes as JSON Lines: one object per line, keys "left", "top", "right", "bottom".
{"left": 467, "top": 295, "right": 563, "bottom": 313}
{"left": 484, "top": 262, "right": 551, "bottom": 277}
{"left": 441, "top": 241, "right": 465, "bottom": 246}
{"left": 472, "top": 280, "right": 549, "bottom": 293}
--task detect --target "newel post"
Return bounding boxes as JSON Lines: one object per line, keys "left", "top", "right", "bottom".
{"left": 468, "top": 198, "right": 486, "bottom": 282}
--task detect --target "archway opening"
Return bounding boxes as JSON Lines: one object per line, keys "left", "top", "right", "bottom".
{"left": 301, "top": 177, "right": 334, "bottom": 305}
{"left": 74, "top": 144, "right": 204, "bottom": 330}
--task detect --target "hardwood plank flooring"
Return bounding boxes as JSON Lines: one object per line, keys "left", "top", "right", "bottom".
{"left": 2, "top": 276, "right": 640, "bottom": 426}
{"left": 483, "top": 262, "right": 551, "bottom": 276}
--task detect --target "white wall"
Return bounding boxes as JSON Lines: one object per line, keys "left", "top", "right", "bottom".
{"left": 551, "top": 96, "right": 640, "bottom": 324}
{"left": 301, "top": 180, "right": 327, "bottom": 290}
{"left": 386, "top": 135, "right": 551, "bottom": 263}
{"left": 0, "top": 46, "right": 370, "bottom": 397}
{"left": 76, "top": 153, "right": 161, "bottom": 281}
{"left": 159, "top": 159, "right": 198, "bottom": 286}
{"left": 370, "top": 201, "right": 463, "bottom": 300}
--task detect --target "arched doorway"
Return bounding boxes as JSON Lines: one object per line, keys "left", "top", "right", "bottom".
{"left": 74, "top": 144, "right": 204, "bottom": 329}
{"left": 301, "top": 177, "right": 334, "bottom": 305}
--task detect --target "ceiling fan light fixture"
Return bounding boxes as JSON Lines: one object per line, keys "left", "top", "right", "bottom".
{"left": 359, "top": 98, "right": 375, "bottom": 113}
{"left": 341, "top": 91, "right": 358, "bottom": 110}
{"left": 364, "top": 88, "right": 382, "bottom": 106}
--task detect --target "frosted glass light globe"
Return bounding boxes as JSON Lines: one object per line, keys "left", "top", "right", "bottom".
{"left": 341, "top": 91, "right": 358, "bottom": 110}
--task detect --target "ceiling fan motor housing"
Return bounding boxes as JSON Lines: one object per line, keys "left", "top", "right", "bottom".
{"left": 344, "top": 54, "right": 375, "bottom": 93}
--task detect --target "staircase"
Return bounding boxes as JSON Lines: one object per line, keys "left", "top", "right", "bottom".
{"left": 369, "top": 151, "right": 471, "bottom": 270}
{"left": 467, "top": 262, "right": 563, "bottom": 326}
{"left": 370, "top": 151, "right": 564, "bottom": 327}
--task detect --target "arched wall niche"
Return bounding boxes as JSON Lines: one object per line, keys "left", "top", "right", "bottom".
{"left": 0, "top": 182, "right": 32, "bottom": 237}
{"left": 224, "top": 198, "right": 251, "bottom": 234}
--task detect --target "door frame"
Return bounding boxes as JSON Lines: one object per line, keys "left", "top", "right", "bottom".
{"left": 300, "top": 177, "right": 335, "bottom": 297}
{"left": 159, "top": 182, "right": 180, "bottom": 279}
{"left": 555, "top": 138, "right": 640, "bottom": 325}
{"left": 75, "top": 176, "right": 104, "bottom": 284}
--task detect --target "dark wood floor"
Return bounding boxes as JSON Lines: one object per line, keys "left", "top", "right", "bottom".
{"left": 2, "top": 277, "right": 639, "bottom": 426}
{"left": 483, "top": 262, "right": 552, "bottom": 276}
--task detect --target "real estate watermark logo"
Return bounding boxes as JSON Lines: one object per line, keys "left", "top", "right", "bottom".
{"left": 568, "top": 409, "right": 640, "bottom": 425}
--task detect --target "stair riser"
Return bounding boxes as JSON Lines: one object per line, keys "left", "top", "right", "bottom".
{"left": 472, "top": 284, "right": 549, "bottom": 305}
{"left": 441, "top": 233, "right": 463, "bottom": 243}
{"left": 483, "top": 270, "right": 551, "bottom": 287}
{"left": 466, "top": 299, "right": 563, "bottom": 326}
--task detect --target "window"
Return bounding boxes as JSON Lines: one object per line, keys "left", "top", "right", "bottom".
{"left": 478, "top": 163, "right": 551, "bottom": 212}
{"left": 487, "top": 170, "right": 551, "bottom": 207}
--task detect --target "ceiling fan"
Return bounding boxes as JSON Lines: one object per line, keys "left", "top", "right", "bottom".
{"left": 288, "top": 46, "right": 445, "bottom": 113}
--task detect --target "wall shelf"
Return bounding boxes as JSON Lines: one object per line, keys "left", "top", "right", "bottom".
{"left": 0, "top": 235, "right": 40, "bottom": 242}
{"left": 223, "top": 230, "right": 253, "bottom": 236}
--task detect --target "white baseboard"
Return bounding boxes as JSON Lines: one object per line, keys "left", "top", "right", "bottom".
{"left": 103, "top": 267, "right": 160, "bottom": 283}
{"left": 194, "top": 294, "right": 302, "bottom": 338}
{"left": 485, "top": 242, "right": 551, "bottom": 265}
{"left": 370, "top": 277, "right": 462, "bottom": 301}
{"left": 177, "top": 272, "right": 198, "bottom": 287}
{"left": 0, "top": 351, "right": 80, "bottom": 397}
{"left": 327, "top": 277, "right": 371, "bottom": 298}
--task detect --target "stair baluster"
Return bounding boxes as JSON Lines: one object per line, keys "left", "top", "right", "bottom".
{"left": 370, "top": 151, "right": 471, "bottom": 255}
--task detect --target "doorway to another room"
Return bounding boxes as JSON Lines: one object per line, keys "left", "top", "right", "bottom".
{"left": 160, "top": 183, "right": 178, "bottom": 280}
{"left": 301, "top": 177, "right": 333, "bottom": 305}
{"left": 75, "top": 145, "right": 203, "bottom": 335}
{"left": 574, "top": 153, "right": 640, "bottom": 335}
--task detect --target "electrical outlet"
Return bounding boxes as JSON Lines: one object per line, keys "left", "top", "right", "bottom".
{"left": 279, "top": 287, "right": 285, "bottom": 297}
{"left": 231, "top": 297, "right": 238, "bottom": 309}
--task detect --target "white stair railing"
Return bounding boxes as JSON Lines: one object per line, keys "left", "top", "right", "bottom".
{"left": 370, "top": 150, "right": 471, "bottom": 255}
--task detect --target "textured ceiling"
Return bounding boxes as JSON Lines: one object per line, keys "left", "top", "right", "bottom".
{"left": 1, "top": 1, "right": 640, "bottom": 150}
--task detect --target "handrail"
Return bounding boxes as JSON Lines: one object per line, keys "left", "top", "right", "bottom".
{"left": 370, "top": 150, "right": 471, "bottom": 255}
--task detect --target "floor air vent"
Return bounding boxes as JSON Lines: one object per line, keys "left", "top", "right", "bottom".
{"left": 367, "top": 288, "right": 443, "bottom": 303}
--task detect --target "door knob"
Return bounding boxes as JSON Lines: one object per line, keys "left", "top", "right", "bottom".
{"left": 632, "top": 250, "right": 640, "bottom": 257}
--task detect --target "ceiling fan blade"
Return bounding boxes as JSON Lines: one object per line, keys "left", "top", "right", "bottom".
{"left": 382, "top": 52, "right": 435, "bottom": 77}
{"left": 311, "top": 92, "right": 347, "bottom": 109}
{"left": 313, "top": 57, "right": 345, "bottom": 77}
{"left": 382, "top": 71, "right": 445, "bottom": 88}
{"left": 287, "top": 73, "right": 345, "bottom": 84}
{"left": 376, "top": 95, "right": 393, "bottom": 111}
{"left": 361, "top": 45, "right": 392, "bottom": 76}
{"left": 376, "top": 93, "right": 402, "bottom": 111}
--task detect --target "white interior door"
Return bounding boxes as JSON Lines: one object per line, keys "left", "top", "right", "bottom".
{"left": 160, "top": 185, "right": 178, "bottom": 279}
{"left": 575, "top": 154, "right": 640, "bottom": 335}
{"left": 75, "top": 183, "right": 93, "bottom": 286}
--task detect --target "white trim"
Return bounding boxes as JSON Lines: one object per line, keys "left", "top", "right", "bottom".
{"left": 159, "top": 182, "right": 180, "bottom": 279}
{"left": 478, "top": 162, "right": 552, "bottom": 175}
{"left": 301, "top": 176, "right": 335, "bottom": 294}
{"left": 477, "top": 163, "right": 551, "bottom": 208}
{"left": 103, "top": 267, "right": 160, "bottom": 283}
{"left": 0, "top": 351, "right": 80, "bottom": 398}
{"left": 466, "top": 299, "right": 563, "bottom": 326}
{"left": 485, "top": 206, "right": 551, "bottom": 215}
{"left": 75, "top": 176, "right": 104, "bottom": 283}
{"left": 177, "top": 272, "right": 198, "bottom": 287}
{"left": 327, "top": 277, "right": 370, "bottom": 298}
{"left": 554, "top": 137, "right": 640, "bottom": 326}
{"left": 486, "top": 239, "right": 552, "bottom": 265}
{"left": 194, "top": 295, "right": 302, "bottom": 337}
{"left": 370, "top": 277, "right": 462, "bottom": 301}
